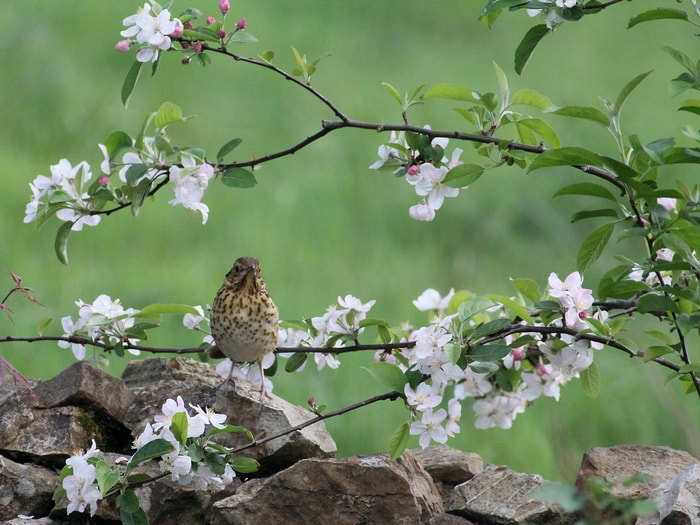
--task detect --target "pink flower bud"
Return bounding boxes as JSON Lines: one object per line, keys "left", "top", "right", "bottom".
{"left": 98, "top": 176, "right": 110, "bottom": 186}
{"left": 184, "top": 21, "right": 193, "bottom": 29}
{"left": 219, "top": 0, "right": 230, "bottom": 14}
{"left": 407, "top": 164, "right": 419, "bottom": 176}
{"left": 511, "top": 347, "right": 524, "bottom": 361}
{"left": 578, "top": 311, "right": 587, "bottom": 319}
{"left": 206, "top": 16, "right": 216, "bottom": 24}
{"left": 307, "top": 397, "right": 315, "bottom": 406}
{"left": 194, "top": 42, "right": 203, "bottom": 53}
{"left": 219, "top": 29, "right": 226, "bottom": 39}
{"left": 115, "top": 40, "right": 130, "bottom": 52}
{"left": 536, "top": 363, "right": 550, "bottom": 377}
{"left": 236, "top": 17, "right": 247, "bottom": 30}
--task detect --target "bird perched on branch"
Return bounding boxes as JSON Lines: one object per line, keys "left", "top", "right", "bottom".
{"left": 209, "top": 256, "right": 279, "bottom": 397}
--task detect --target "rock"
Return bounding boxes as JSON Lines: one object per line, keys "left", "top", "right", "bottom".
{"left": 121, "top": 357, "right": 336, "bottom": 473}
{"left": 414, "top": 445, "right": 483, "bottom": 483}
{"left": 637, "top": 463, "right": 700, "bottom": 525}
{"left": 212, "top": 450, "right": 444, "bottom": 524}
{"left": 0, "top": 453, "right": 58, "bottom": 521}
{"left": 575, "top": 445, "right": 699, "bottom": 500}
{"left": 35, "top": 360, "right": 134, "bottom": 423}
{"left": 121, "top": 357, "right": 222, "bottom": 432}
{"left": 210, "top": 381, "right": 337, "bottom": 473}
{"left": 1, "top": 405, "right": 117, "bottom": 468}
{"left": 446, "top": 464, "right": 575, "bottom": 524}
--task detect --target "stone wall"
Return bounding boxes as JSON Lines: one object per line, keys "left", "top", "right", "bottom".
{"left": 0, "top": 358, "right": 697, "bottom": 524}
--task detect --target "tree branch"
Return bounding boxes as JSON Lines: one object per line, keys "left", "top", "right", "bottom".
{"left": 229, "top": 390, "right": 403, "bottom": 455}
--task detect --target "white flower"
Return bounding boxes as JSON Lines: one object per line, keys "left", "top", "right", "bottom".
{"left": 414, "top": 163, "right": 458, "bottom": 210}
{"left": 168, "top": 158, "right": 216, "bottom": 224}
{"left": 410, "top": 408, "right": 448, "bottom": 448}
{"left": 408, "top": 202, "right": 436, "bottom": 221}
{"left": 413, "top": 288, "right": 455, "bottom": 312}
{"left": 453, "top": 368, "right": 493, "bottom": 399}
{"left": 190, "top": 404, "right": 227, "bottom": 429}
{"left": 121, "top": 2, "right": 182, "bottom": 63}
{"left": 404, "top": 382, "right": 442, "bottom": 411}
{"left": 473, "top": 393, "right": 525, "bottom": 429}
{"left": 153, "top": 395, "right": 187, "bottom": 432}
{"left": 555, "top": 0, "right": 577, "bottom": 7}
{"left": 183, "top": 305, "right": 207, "bottom": 330}
{"left": 63, "top": 442, "right": 103, "bottom": 517}
{"left": 446, "top": 398, "right": 462, "bottom": 437}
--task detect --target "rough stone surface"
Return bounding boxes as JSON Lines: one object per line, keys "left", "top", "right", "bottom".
{"left": 637, "top": 463, "right": 700, "bottom": 525}
{"left": 447, "top": 464, "right": 576, "bottom": 525}
{"left": 0, "top": 454, "right": 58, "bottom": 521}
{"left": 122, "top": 357, "right": 336, "bottom": 473}
{"left": 2, "top": 358, "right": 699, "bottom": 525}
{"left": 575, "top": 445, "right": 699, "bottom": 500}
{"left": 212, "top": 450, "right": 444, "bottom": 524}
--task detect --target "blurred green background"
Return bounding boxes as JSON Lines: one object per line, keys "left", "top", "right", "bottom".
{"left": 2, "top": 1, "right": 698, "bottom": 482}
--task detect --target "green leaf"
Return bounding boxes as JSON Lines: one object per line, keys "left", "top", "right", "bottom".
{"left": 95, "top": 459, "right": 120, "bottom": 495}
{"left": 221, "top": 167, "right": 257, "bottom": 188}
{"left": 512, "top": 88, "right": 553, "bottom": 110}
{"left": 381, "top": 82, "right": 403, "bottom": 105}
{"left": 125, "top": 164, "right": 148, "bottom": 185}
{"left": 493, "top": 61, "right": 509, "bottom": 105}
{"left": 614, "top": 71, "right": 652, "bottom": 115}
{"left": 511, "top": 278, "right": 541, "bottom": 303}
{"left": 138, "top": 303, "right": 201, "bottom": 317}
{"left": 570, "top": 209, "right": 620, "bottom": 223}
{"left": 484, "top": 294, "right": 533, "bottom": 323}
{"left": 121, "top": 61, "right": 143, "bottom": 107}
{"left": 443, "top": 342, "right": 462, "bottom": 365}
{"left": 579, "top": 362, "right": 600, "bottom": 398}
{"left": 232, "top": 457, "right": 260, "bottom": 474}
{"left": 130, "top": 177, "right": 152, "bottom": 217}
{"left": 171, "top": 411, "right": 188, "bottom": 445}
{"left": 230, "top": 31, "right": 257, "bottom": 43}
{"left": 442, "top": 164, "right": 484, "bottom": 187}
{"left": 642, "top": 345, "right": 673, "bottom": 362}
{"left": 637, "top": 293, "right": 679, "bottom": 314}
{"left": 129, "top": 438, "right": 174, "bottom": 467}
{"left": 423, "top": 83, "right": 478, "bottom": 102}
{"left": 577, "top": 222, "right": 615, "bottom": 272}
{"left": 468, "top": 344, "right": 511, "bottom": 362}
{"left": 471, "top": 318, "right": 512, "bottom": 340}
{"left": 514, "top": 24, "right": 549, "bottom": 75}
{"left": 104, "top": 131, "right": 133, "bottom": 158}
{"left": 547, "top": 106, "right": 610, "bottom": 126}
{"left": 37, "top": 317, "right": 52, "bottom": 335}
{"left": 528, "top": 147, "right": 603, "bottom": 172}
{"left": 628, "top": 8, "right": 689, "bottom": 28}
{"left": 458, "top": 296, "right": 496, "bottom": 321}
{"left": 117, "top": 489, "right": 141, "bottom": 513}
{"left": 554, "top": 182, "right": 618, "bottom": 202}
{"left": 285, "top": 352, "right": 307, "bottom": 372}
{"left": 363, "top": 362, "right": 406, "bottom": 393}
{"left": 54, "top": 221, "right": 73, "bottom": 265}
{"left": 515, "top": 118, "right": 560, "bottom": 148}
{"left": 389, "top": 422, "right": 410, "bottom": 460}
{"left": 154, "top": 101, "right": 184, "bottom": 128}
{"left": 119, "top": 494, "right": 149, "bottom": 525}
{"left": 216, "top": 138, "right": 243, "bottom": 162}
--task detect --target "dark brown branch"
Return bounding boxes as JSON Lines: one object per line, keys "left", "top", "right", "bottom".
{"left": 229, "top": 390, "right": 403, "bottom": 454}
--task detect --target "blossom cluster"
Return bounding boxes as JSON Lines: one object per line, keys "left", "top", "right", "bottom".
{"left": 60, "top": 397, "right": 237, "bottom": 517}
{"left": 59, "top": 294, "right": 141, "bottom": 361}
{"left": 117, "top": 1, "right": 183, "bottom": 63}
{"left": 24, "top": 158, "right": 102, "bottom": 232}
{"left": 278, "top": 295, "right": 377, "bottom": 370}
{"left": 393, "top": 271, "right": 601, "bottom": 448}
{"left": 369, "top": 129, "right": 464, "bottom": 222}
{"left": 135, "top": 396, "right": 236, "bottom": 489}
{"left": 25, "top": 133, "right": 217, "bottom": 238}
{"left": 61, "top": 440, "right": 102, "bottom": 516}
{"left": 526, "top": 0, "right": 581, "bottom": 29}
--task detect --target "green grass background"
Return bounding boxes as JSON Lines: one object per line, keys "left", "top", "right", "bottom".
{"left": 2, "top": 1, "right": 698, "bottom": 482}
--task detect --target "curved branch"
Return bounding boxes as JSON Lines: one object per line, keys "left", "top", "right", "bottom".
{"left": 229, "top": 390, "right": 403, "bottom": 454}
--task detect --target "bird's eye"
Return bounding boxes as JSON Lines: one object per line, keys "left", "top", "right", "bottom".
{"left": 234, "top": 264, "right": 242, "bottom": 273}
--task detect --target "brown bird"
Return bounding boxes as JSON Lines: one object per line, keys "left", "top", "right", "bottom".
{"left": 209, "top": 257, "right": 279, "bottom": 397}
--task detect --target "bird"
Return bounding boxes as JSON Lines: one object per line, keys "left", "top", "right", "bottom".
{"left": 209, "top": 256, "right": 279, "bottom": 397}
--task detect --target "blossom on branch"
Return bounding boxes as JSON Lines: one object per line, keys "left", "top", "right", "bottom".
{"left": 120, "top": 1, "right": 183, "bottom": 63}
